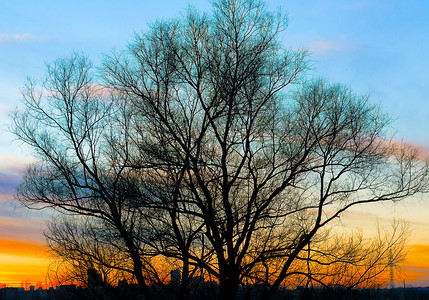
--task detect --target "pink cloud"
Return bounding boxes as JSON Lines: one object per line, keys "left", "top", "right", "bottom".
{"left": 0, "top": 33, "right": 43, "bottom": 46}
{"left": 12, "top": 33, "right": 32, "bottom": 41}
{"left": 0, "top": 103, "right": 12, "bottom": 116}
{"left": 0, "top": 155, "right": 33, "bottom": 172}
{"left": 310, "top": 35, "right": 361, "bottom": 55}
{"left": 0, "top": 155, "right": 34, "bottom": 202}
{"left": 312, "top": 41, "right": 343, "bottom": 52}
{"left": 0, "top": 215, "right": 45, "bottom": 243}
{"left": 387, "top": 140, "right": 429, "bottom": 161}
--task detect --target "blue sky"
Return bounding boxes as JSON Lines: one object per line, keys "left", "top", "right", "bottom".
{"left": 283, "top": 0, "right": 429, "bottom": 149}
{"left": 1, "top": 0, "right": 428, "bottom": 154}
{"left": 0, "top": 0, "right": 428, "bottom": 224}
{"left": 0, "top": 0, "right": 428, "bottom": 285}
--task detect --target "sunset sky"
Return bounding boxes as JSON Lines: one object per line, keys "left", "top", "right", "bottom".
{"left": 0, "top": 0, "right": 428, "bottom": 288}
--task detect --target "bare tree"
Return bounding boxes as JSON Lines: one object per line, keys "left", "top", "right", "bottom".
{"left": 12, "top": 0, "right": 429, "bottom": 300}
{"left": 99, "top": 1, "right": 428, "bottom": 299}
{"left": 289, "top": 220, "right": 409, "bottom": 290}
{"left": 45, "top": 216, "right": 136, "bottom": 288}
{"left": 12, "top": 54, "right": 159, "bottom": 300}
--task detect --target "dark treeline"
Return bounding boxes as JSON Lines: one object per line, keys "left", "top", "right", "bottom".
{"left": 2, "top": 285, "right": 429, "bottom": 300}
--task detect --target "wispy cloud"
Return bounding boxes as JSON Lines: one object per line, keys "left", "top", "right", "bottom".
{"left": 0, "top": 155, "right": 32, "bottom": 171}
{"left": 0, "top": 33, "right": 43, "bottom": 47}
{"left": 310, "top": 35, "right": 361, "bottom": 55}
{"left": 0, "top": 175, "right": 20, "bottom": 196}
{"left": 0, "top": 215, "right": 45, "bottom": 242}
{"left": 0, "top": 103, "right": 12, "bottom": 116}
{"left": 0, "top": 156, "right": 28, "bottom": 200}
{"left": 0, "top": 239, "right": 45, "bottom": 257}
{"left": 387, "top": 140, "right": 429, "bottom": 161}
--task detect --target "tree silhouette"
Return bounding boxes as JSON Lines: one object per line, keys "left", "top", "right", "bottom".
{"left": 12, "top": 54, "right": 157, "bottom": 300}
{"left": 12, "top": 0, "right": 428, "bottom": 299}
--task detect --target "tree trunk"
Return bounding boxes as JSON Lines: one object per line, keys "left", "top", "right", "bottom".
{"left": 177, "top": 258, "right": 189, "bottom": 300}
{"left": 218, "top": 276, "right": 240, "bottom": 300}
{"left": 132, "top": 251, "right": 153, "bottom": 300}
{"left": 116, "top": 221, "right": 153, "bottom": 300}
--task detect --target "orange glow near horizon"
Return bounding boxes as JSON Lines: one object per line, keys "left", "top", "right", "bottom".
{"left": 0, "top": 197, "right": 429, "bottom": 288}
{"left": 0, "top": 238, "right": 428, "bottom": 288}
{"left": 0, "top": 239, "right": 50, "bottom": 288}
{"left": 401, "top": 244, "right": 429, "bottom": 286}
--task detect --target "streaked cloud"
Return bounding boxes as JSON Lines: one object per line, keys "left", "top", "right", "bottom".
{"left": 0, "top": 253, "right": 50, "bottom": 286}
{"left": 0, "top": 33, "right": 44, "bottom": 47}
{"left": 406, "top": 244, "right": 429, "bottom": 268}
{"left": 310, "top": 35, "right": 361, "bottom": 55}
{"left": 410, "top": 244, "right": 429, "bottom": 253}
{"left": 387, "top": 140, "right": 429, "bottom": 161}
{"left": 0, "top": 103, "right": 11, "bottom": 116}
{"left": 0, "top": 215, "right": 45, "bottom": 242}
{"left": 0, "top": 155, "right": 29, "bottom": 201}
{"left": 387, "top": 243, "right": 429, "bottom": 286}
{"left": 0, "top": 173, "right": 20, "bottom": 196}
{"left": 0, "top": 239, "right": 46, "bottom": 257}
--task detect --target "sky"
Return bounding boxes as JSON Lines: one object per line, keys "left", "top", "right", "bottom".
{"left": 0, "top": 0, "right": 428, "bottom": 288}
